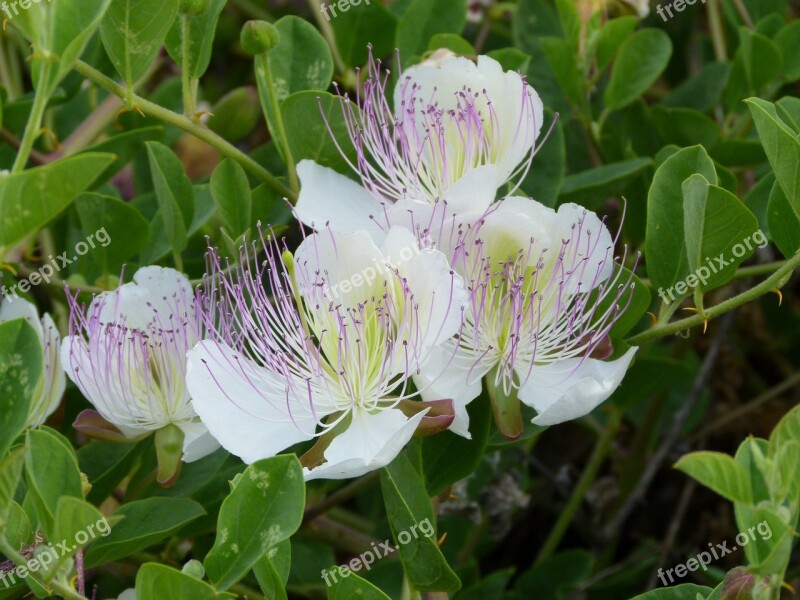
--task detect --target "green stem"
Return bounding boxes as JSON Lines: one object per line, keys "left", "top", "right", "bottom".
{"left": 259, "top": 54, "right": 300, "bottom": 194}
{"left": 626, "top": 251, "right": 800, "bottom": 345}
{"left": 0, "top": 535, "right": 87, "bottom": 600}
{"left": 706, "top": 0, "right": 727, "bottom": 62}
{"left": 181, "top": 14, "right": 196, "bottom": 118}
{"left": 12, "top": 61, "right": 52, "bottom": 172}
{"left": 534, "top": 409, "right": 621, "bottom": 565}
{"left": 74, "top": 60, "right": 295, "bottom": 201}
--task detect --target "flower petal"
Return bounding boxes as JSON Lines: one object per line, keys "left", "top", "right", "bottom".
{"left": 296, "top": 160, "right": 385, "bottom": 239}
{"left": 186, "top": 340, "right": 323, "bottom": 464}
{"left": 29, "top": 312, "right": 65, "bottom": 427}
{"left": 303, "top": 407, "right": 426, "bottom": 480}
{"left": 551, "top": 203, "right": 615, "bottom": 292}
{"left": 177, "top": 419, "right": 221, "bottom": 463}
{"left": 518, "top": 347, "right": 637, "bottom": 426}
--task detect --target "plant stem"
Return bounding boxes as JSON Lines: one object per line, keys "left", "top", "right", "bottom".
{"left": 706, "top": 0, "right": 727, "bottom": 62}
{"left": 181, "top": 14, "right": 197, "bottom": 118}
{"left": 306, "top": 0, "right": 350, "bottom": 80}
{"left": 258, "top": 54, "right": 300, "bottom": 194}
{"left": 12, "top": 62, "right": 52, "bottom": 172}
{"left": 534, "top": 409, "right": 621, "bottom": 565}
{"left": 626, "top": 251, "right": 800, "bottom": 345}
{"left": 74, "top": 60, "right": 295, "bottom": 201}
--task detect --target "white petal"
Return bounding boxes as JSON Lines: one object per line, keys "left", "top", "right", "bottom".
{"left": 413, "top": 341, "right": 485, "bottom": 439}
{"left": 551, "top": 203, "right": 615, "bottom": 292}
{"left": 95, "top": 266, "right": 195, "bottom": 331}
{"left": 28, "top": 313, "right": 65, "bottom": 427}
{"left": 303, "top": 407, "right": 426, "bottom": 481}
{"left": 295, "top": 160, "right": 385, "bottom": 240}
{"left": 519, "top": 347, "right": 637, "bottom": 426}
{"left": 186, "top": 340, "right": 324, "bottom": 464}
{"left": 177, "top": 419, "right": 221, "bottom": 463}
{"left": 294, "top": 229, "right": 394, "bottom": 307}
{"left": 59, "top": 335, "right": 147, "bottom": 439}
{"left": 0, "top": 296, "right": 42, "bottom": 334}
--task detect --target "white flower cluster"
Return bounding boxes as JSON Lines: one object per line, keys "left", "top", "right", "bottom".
{"left": 10, "top": 52, "right": 637, "bottom": 483}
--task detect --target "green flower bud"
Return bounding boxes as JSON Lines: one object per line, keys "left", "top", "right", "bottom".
{"left": 179, "top": 0, "right": 211, "bottom": 16}
{"left": 240, "top": 20, "right": 280, "bottom": 56}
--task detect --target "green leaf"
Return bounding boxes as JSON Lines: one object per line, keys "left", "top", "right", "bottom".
{"left": 540, "top": 37, "right": 583, "bottom": 107}
{"left": 86, "top": 498, "right": 206, "bottom": 567}
{"left": 629, "top": 584, "right": 713, "bottom": 600}
{"left": 257, "top": 15, "right": 333, "bottom": 122}
{"left": 427, "top": 33, "right": 474, "bottom": 55}
{"left": 74, "top": 193, "right": 151, "bottom": 278}
{"left": 0, "top": 449, "right": 26, "bottom": 529}
{"left": 78, "top": 441, "right": 145, "bottom": 505}
{"left": 282, "top": 90, "right": 357, "bottom": 174}
{"left": 136, "top": 563, "right": 236, "bottom": 600}
{"left": 204, "top": 455, "right": 305, "bottom": 591}
{"left": 595, "top": 16, "right": 638, "bottom": 73}
{"left": 396, "top": 0, "right": 467, "bottom": 66}
{"left": 25, "top": 427, "right": 84, "bottom": 539}
{"left": 768, "top": 404, "right": 800, "bottom": 458}
{"left": 380, "top": 453, "right": 460, "bottom": 592}
{"left": 734, "top": 504, "right": 793, "bottom": 575}
{"left": 14, "top": 0, "right": 112, "bottom": 97}
{"left": 747, "top": 98, "right": 800, "bottom": 214}
{"left": 681, "top": 175, "right": 760, "bottom": 293}
{"left": 326, "top": 570, "right": 392, "bottom": 599}
{"left": 558, "top": 158, "right": 652, "bottom": 209}
{"left": 674, "top": 451, "right": 752, "bottom": 504}
{"left": 645, "top": 146, "right": 717, "bottom": 293}
{"left": 604, "top": 28, "right": 672, "bottom": 112}
{"left": 422, "top": 393, "right": 491, "bottom": 496}
{"left": 663, "top": 62, "right": 730, "bottom": 112}
{"left": 766, "top": 179, "right": 800, "bottom": 259}
{"left": 164, "top": 0, "right": 226, "bottom": 79}
{"left": 145, "top": 141, "right": 195, "bottom": 254}
{"left": 738, "top": 28, "right": 783, "bottom": 93}
{"left": 52, "top": 497, "right": 108, "bottom": 562}
{"left": 774, "top": 20, "right": 800, "bottom": 81}
{"left": 331, "top": 1, "right": 398, "bottom": 68}
{"left": 4, "top": 501, "right": 34, "bottom": 552}
{"left": 651, "top": 107, "right": 720, "bottom": 149}
{"left": 554, "top": 0, "right": 580, "bottom": 50}
{"left": 100, "top": 0, "right": 179, "bottom": 88}
{"left": 211, "top": 159, "right": 252, "bottom": 238}
{"left": 254, "top": 539, "right": 291, "bottom": 600}
{"left": 0, "top": 319, "right": 41, "bottom": 457}
{"left": 0, "top": 153, "right": 116, "bottom": 250}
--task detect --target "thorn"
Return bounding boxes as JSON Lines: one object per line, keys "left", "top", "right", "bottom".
{"left": 193, "top": 110, "right": 213, "bottom": 121}
{"left": 133, "top": 103, "right": 145, "bottom": 118}
{"left": 40, "top": 127, "right": 61, "bottom": 151}
{"left": 781, "top": 581, "right": 796, "bottom": 594}
{"left": 436, "top": 532, "right": 447, "bottom": 547}
{"left": 0, "top": 262, "right": 17, "bottom": 276}
{"left": 772, "top": 288, "right": 783, "bottom": 306}
{"left": 646, "top": 312, "right": 657, "bottom": 326}
{"left": 681, "top": 307, "right": 698, "bottom": 314}
{"left": 703, "top": 318, "right": 708, "bottom": 334}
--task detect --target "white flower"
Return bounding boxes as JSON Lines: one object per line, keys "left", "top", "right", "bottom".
{"left": 61, "top": 267, "right": 219, "bottom": 464}
{"left": 186, "top": 228, "right": 467, "bottom": 480}
{"left": 295, "top": 51, "right": 545, "bottom": 231}
{"left": 407, "top": 198, "right": 638, "bottom": 435}
{"left": 0, "top": 297, "right": 65, "bottom": 427}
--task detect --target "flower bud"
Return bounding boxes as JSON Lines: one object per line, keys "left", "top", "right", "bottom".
{"left": 179, "top": 0, "right": 211, "bottom": 16}
{"left": 240, "top": 20, "right": 280, "bottom": 56}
